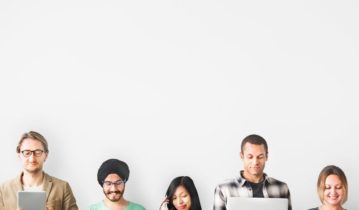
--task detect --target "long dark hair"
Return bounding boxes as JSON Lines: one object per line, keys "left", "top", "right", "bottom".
{"left": 165, "top": 176, "right": 202, "bottom": 210}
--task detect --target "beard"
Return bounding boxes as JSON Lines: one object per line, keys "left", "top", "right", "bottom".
{"left": 25, "top": 163, "right": 43, "bottom": 174}
{"left": 103, "top": 189, "right": 124, "bottom": 202}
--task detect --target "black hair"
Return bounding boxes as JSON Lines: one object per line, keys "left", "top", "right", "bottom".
{"left": 165, "top": 176, "right": 202, "bottom": 210}
{"left": 241, "top": 134, "right": 268, "bottom": 156}
{"left": 97, "top": 159, "right": 129, "bottom": 186}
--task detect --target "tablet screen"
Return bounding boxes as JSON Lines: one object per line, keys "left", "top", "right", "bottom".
{"left": 17, "top": 191, "right": 46, "bottom": 210}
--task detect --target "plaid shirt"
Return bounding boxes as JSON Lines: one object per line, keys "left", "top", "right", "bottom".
{"left": 213, "top": 171, "right": 292, "bottom": 210}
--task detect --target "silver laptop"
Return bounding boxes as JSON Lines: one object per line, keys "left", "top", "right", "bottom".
{"left": 226, "top": 197, "right": 288, "bottom": 210}
{"left": 17, "top": 191, "right": 46, "bottom": 210}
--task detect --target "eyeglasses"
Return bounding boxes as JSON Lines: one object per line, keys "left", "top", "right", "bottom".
{"left": 103, "top": 180, "right": 126, "bottom": 188}
{"left": 21, "top": 149, "right": 45, "bottom": 158}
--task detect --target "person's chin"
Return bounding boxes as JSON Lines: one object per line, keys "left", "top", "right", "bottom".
{"left": 109, "top": 198, "right": 121, "bottom": 202}
{"left": 108, "top": 196, "right": 121, "bottom": 202}
{"left": 250, "top": 170, "right": 262, "bottom": 176}
{"left": 327, "top": 198, "right": 342, "bottom": 205}
{"left": 27, "top": 164, "right": 38, "bottom": 169}
{"left": 107, "top": 193, "right": 122, "bottom": 202}
{"left": 26, "top": 167, "right": 41, "bottom": 174}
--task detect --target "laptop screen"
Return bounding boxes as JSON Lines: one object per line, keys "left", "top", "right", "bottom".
{"left": 226, "top": 197, "right": 288, "bottom": 210}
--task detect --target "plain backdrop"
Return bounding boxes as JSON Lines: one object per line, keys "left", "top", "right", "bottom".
{"left": 0, "top": 1, "right": 358, "bottom": 210}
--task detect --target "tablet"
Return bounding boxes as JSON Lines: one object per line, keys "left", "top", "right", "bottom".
{"left": 17, "top": 191, "right": 46, "bottom": 210}
{"left": 226, "top": 197, "right": 288, "bottom": 210}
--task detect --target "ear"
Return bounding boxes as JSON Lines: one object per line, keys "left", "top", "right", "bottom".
{"left": 44, "top": 152, "right": 48, "bottom": 162}
{"left": 240, "top": 151, "right": 244, "bottom": 160}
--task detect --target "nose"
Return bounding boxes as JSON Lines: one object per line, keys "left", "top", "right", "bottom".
{"left": 28, "top": 153, "right": 36, "bottom": 161}
{"left": 110, "top": 184, "right": 117, "bottom": 190}
{"left": 176, "top": 197, "right": 184, "bottom": 205}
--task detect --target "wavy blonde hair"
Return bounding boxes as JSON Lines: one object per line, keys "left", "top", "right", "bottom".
{"left": 16, "top": 131, "right": 49, "bottom": 153}
{"left": 317, "top": 165, "right": 348, "bottom": 204}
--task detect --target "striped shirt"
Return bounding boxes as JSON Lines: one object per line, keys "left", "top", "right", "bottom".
{"left": 214, "top": 171, "right": 292, "bottom": 210}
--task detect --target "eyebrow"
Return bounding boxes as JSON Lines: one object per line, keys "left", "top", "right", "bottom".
{"left": 325, "top": 184, "right": 343, "bottom": 187}
{"left": 175, "top": 192, "right": 188, "bottom": 196}
{"left": 104, "top": 179, "right": 123, "bottom": 182}
{"left": 22, "top": 149, "right": 44, "bottom": 151}
{"left": 246, "top": 153, "right": 265, "bottom": 156}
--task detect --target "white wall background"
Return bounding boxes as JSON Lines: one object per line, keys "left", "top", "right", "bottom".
{"left": 1, "top": 1, "right": 358, "bottom": 210}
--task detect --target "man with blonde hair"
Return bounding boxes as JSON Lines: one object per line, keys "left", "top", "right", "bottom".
{"left": 0, "top": 131, "right": 78, "bottom": 210}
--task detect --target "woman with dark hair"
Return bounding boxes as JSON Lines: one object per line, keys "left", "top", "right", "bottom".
{"left": 159, "top": 176, "right": 202, "bottom": 210}
{"left": 308, "top": 165, "right": 348, "bottom": 210}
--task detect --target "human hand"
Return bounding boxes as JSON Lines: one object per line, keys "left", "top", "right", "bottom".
{"left": 159, "top": 197, "right": 169, "bottom": 210}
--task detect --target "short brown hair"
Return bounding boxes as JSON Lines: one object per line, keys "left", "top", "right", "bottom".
{"left": 16, "top": 131, "right": 49, "bottom": 153}
{"left": 241, "top": 134, "right": 268, "bottom": 155}
{"left": 317, "top": 165, "right": 348, "bottom": 204}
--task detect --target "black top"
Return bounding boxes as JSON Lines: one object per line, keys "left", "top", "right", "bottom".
{"left": 247, "top": 180, "right": 265, "bottom": 197}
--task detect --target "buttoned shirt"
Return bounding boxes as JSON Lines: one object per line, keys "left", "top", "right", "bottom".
{"left": 213, "top": 171, "right": 291, "bottom": 210}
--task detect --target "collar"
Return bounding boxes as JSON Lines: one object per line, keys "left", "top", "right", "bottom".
{"left": 236, "top": 170, "right": 271, "bottom": 186}
{"left": 17, "top": 171, "right": 53, "bottom": 200}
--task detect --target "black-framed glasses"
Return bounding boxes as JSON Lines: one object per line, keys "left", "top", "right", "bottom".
{"left": 103, "top": 180, "right": 126, "bottom": 188}
{"left": 21, "top": 149, "right": 45, "bottom": 158}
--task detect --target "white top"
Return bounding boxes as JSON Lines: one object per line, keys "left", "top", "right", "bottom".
{"left": 23, "top": 183, "right": 44, "bottom": 192}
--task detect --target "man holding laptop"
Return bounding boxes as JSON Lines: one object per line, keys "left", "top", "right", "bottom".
{"left": 213, "top": 134, "right": 291, "bottom": 210}
{"left": 0, "top": 131, "right": 78, "bottom": 210}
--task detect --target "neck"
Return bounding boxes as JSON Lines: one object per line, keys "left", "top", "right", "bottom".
{"left": 22, "top": 170, "right": 44, "bottom": 187}
{"left": 104, "top": 198, "right": 128, "bottom": 210}
{"left": 242, "top": 171, "right": 264, "bottom": 183}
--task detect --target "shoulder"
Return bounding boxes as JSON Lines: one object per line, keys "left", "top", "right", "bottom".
{"left": 127, "top": 201, "right": 146, "bottom": 210}
{"left": 216, "top": 177, "right": 241, "bottom": 189}
{"left": 214, "top": 177, "right": 244, "bottom": 198}
{"left": 265, "top": 176, "right": 291, "bottom": 198}
{"left": 266, "top": 176, "right": 289, "bottom": 188}
{"left": 44, "top": 173, "right": 76, "bottom": 196}
{"left": 0, "top": 178, "right": 14, "bottom": 188}
{"left": 45, "top": 173, "right": 67, "bottom": 183}
{"left": 44, "top": 173, "right": 71, "bottom": 187}
{"left": 0, "top": 176, "right": 20, "bottom": 191}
